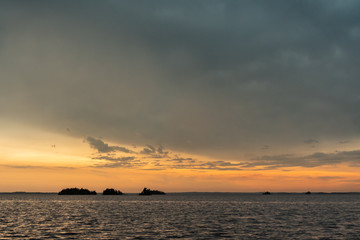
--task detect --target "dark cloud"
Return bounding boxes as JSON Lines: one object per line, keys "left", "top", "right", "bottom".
{"left": 157, "top": 145, "right": 168, "bottom": 154}
{"left": 86, "top": 139, "right": 174, "bottom": 168}
{"left": 90, "top": 154, "right": 145, "bottom": 168}
{"left": 171, "top": 157, "right": 195, "bottom": 163}
{"left": 0, "top": 164, "right": 76, "bottom": 169}
{"left": 140, "top": 145, "right": 157, "bottom": 155}
{"left": 92, "top": 161, "right": 146, "bottom": 169}
{"left": 86, "top": 136, "right": 132, "bottom": 153}
{"left": 92, "top": 156, "right": 135, "bottom": 162}
{"left": 1, "top": 1, "right": 360, "bottom": 160}
{"left": 140, "top": 144, "right": 169, "bottom": 159}
{"left": 315, "top": 176, "right": 344, "bottom": 180}
{"left": 167, "top": 159, "right": 246, "bottom": 171}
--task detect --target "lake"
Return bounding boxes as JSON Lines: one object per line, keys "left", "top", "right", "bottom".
{"left": 0, "top": 193, "right": 359, "bottom": 239}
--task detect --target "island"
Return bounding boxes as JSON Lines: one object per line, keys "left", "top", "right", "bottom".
{"left": 102, "top": 188, "right": 123, "bottom": 195}
{"left": 262, "top": 191, "right": 271, "bottom": 195}
{"left": 139, "top": 187, "right": 165, "bottom": 195}
{"left": 58, "top": 188, "right": 97, "bottom": 195}
{"left": 305, "top": 191, "right": 312, "bottom": 194}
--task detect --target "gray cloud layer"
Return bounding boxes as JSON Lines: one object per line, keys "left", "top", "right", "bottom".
{"left": 166, "top": 150, "right": 360, "bottom": 171}
{"left": 1, "top": 1, "right": 360, "bottom": 160}
{"left": 85, "top": 137, "right": 360, "bottom": 170}
{"left": 250, "top": 150, "right": 360, "bottom": 169}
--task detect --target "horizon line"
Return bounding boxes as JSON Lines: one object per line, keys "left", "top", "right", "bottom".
{"left": 1, "top": 191, "right": 360, "bottom": 194}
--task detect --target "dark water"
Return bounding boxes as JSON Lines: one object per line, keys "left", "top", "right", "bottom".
{"left": 0, "top": 193, "right": 359, "bottom": 239}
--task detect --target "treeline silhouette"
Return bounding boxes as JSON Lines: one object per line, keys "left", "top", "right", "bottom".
{"left": 139, "top": 187, "right": 165, "bottom": 195}
{"left": 58, "top": 187, "right": 165, "bottom": 195}
{"left": 58, "top": 188, "right": 97, "bottom": 195}
{"left": 103, "top": 188, "right": 123, "bottom": 195}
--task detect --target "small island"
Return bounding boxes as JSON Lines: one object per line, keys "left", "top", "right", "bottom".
{"left": 139, "top": 187, "right": 165, "bottom": 195}
{"left": 58, "top": 188, "right": 97, "bottom": 195}
{"left": 103, "top": 188, "right": 123, "bottom": 195}
{"left": 262, "top": 191, "right": 271, "bottom": 195}
{"left": 305, "top": 191, "right": 312, "bottom": 195}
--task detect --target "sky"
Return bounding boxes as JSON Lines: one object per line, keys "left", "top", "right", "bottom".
{"left": 1, "top": 0, "right": 360, "bottom": 192}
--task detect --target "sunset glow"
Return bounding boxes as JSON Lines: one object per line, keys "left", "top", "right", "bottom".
{"left": 1, "top": 1, "right": 360, "bottom": 193}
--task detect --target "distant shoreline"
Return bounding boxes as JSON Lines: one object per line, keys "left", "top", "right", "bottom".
{"left": 1, "top": 192, "right": 360, "bottom": 195}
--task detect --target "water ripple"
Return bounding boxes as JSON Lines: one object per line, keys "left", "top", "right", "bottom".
{"left": 0, "top": 194, "right": 359, "bottom": 239}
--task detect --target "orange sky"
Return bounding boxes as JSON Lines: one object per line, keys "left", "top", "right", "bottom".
{"left": 1, "top": 121, "right": 359, "bottom": 193}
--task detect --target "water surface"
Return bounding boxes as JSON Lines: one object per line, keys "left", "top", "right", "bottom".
{"left": 0, "top": 193, "right": 359, "bottom": 239}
